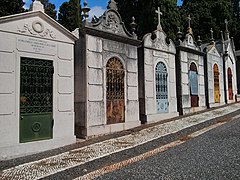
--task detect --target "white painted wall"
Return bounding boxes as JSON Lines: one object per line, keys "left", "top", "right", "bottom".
{"left": 0, "top": 11, "right": 76, "bottom": 160}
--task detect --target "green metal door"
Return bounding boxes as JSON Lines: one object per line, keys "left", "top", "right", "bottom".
{"left": 20, "top": 57, "right": 54, "bottom": 143}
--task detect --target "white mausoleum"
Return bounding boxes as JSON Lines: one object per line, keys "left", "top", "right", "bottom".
{"left": 0, "top": 1, "right": 77, "bottom": 160}
{"left": 138, "top": 7, "right": 178, "bottom": 123}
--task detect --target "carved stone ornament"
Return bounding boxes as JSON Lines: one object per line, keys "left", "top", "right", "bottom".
{"left": 92, "top": 10, "right": 133, "bottom": 37}
{"left": 102, "top": 12, "right": 123, "bottom": 34}
{"left": 152, "top": 37, "right": 168, "bottom": 50}
{"left": 18, "top": 21, "right": 56, "bottom": 39}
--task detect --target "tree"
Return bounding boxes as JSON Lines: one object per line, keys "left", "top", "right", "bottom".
{"left": 116, "top": 0, "right": 180, "bottom": 41}
{"left": 0, "top": 0, "right": 25, "bottom": 17}
{"left": 179, "top": 0, "right": 239, "bottom": 44}
{"left": 58, "top": 0, "right": 81, "bottom": 32}
{"left": 33, "top": 0, "right": 57, "bottom": 20}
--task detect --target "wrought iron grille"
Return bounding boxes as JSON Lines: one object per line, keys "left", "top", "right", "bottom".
{"left": 156, "top": 62, "right": 168, "bottom": 100}
{"left": 106, "top": 58, "right": 124, "bottom": 100}
{"left": 106, "top": 57, "right": 125, "bottom": 124}
{"left": 20, "top": 58, "right": 54, "bottom": 114}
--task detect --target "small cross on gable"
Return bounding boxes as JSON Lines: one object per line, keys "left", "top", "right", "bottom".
{"left": 155, "top": 7, "right": 163, "bottom": 30}
{"left": 225, "top": 19, "right": 229, "bottom": 32}
{"left": 187, "top": 15, "right": 191, "bottom": 28}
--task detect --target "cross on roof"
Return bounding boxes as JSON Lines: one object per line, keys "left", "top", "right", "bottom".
{"left": 210, "top": 28, "right": 214, "bottom": 41}
{"left": 187, "top": 15, "right": 191, "bottom": 28}
{"left": 155, "top": 7, "right": 163, "bottom": 30}
{"left": 225, "top": 19, "right": 229, "bottom": 32}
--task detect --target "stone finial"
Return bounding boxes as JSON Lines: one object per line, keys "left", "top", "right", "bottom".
{"left": 30, "top": 0, "right": 44, "bottom": 12}
{"left": 130, "top": 16, "right": 137, "bottom": 39}
{"left": 107, "top": 0, "right": 118, "bottom": 11}
{"left": 186, "top": 15, "right": 193, "bottom": 34}
{"left": 155, "top": 7, "right": 163, "bottom": 31}
{"left": 82, "top": 0, "right": 91, "bottom": 23}
{"left": 177, "top": 27, "right": 183, "bottom": 40}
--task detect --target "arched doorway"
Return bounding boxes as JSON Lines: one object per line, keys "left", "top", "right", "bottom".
{"left": 106, "top": 57, "right": 125, "bottom": 124}
{"left": 156, "top": 62, "right": 168, "bottom": 113}
{"left": 189, "top": 62, "right": 199, "bottom": 107}
{"left": 214, "top": 64, "right": 220, "bottom": 103}
{"left": 228, "top": 68, "right": 233, "bottom": 100}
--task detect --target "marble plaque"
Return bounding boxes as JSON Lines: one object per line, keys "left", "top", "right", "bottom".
{"left": 17, "top": 37, "right": 56, "bottom": 55}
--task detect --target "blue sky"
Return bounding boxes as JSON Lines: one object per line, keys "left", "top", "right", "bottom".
{"left": 24, "top": 0, "right": 183, "bottom": 18}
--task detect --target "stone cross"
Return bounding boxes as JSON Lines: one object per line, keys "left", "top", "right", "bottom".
{"left": 210, "top": 28, "right": 214, "bottom": 41}
{"left": 225, "top": 19, "right": 229, "bottom": 32}
{"left": 155, "top": 7, "right": 163, "bottom": 30}
{"left": 187, "top": 15, "right": 191, "bottom": 28}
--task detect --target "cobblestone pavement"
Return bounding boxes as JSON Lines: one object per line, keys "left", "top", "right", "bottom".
{"left": 0, "top": 104, "right": 240, "bottom": 179}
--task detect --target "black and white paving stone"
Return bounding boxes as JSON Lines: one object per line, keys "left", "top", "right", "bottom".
{"left": 0, "top": 104, "right": 240, "bottom": 179}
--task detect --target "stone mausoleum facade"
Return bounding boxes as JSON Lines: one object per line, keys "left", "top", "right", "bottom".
{"left": 138, "top": 7, "right": 178, "bottom": 123}
{"left": 74, "top": 1, "right": 141, "bottom": 138}
{"left": 0, "top": 1, "right": 77, "bottom": 160}
{"left": 175, "top": 17, "right": 206, "bottom": 115}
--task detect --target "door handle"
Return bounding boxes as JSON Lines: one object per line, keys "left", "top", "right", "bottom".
{"left": 21, "top": 116, "right": 23, "bottom": 120}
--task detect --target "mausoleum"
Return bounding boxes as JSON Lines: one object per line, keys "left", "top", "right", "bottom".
{"left": 204, "top": 29, "right": 225, "bottom": 107}
{"left": 138, "top": 7, "right": 178, "bottom": 123}
{"left": 0, "top": 1, "right": 77, "bottom": 159}
{"left": 175, "top": 16, "right": 206, "bottom": 115}
{"left": 74, "top": 0, "right": 141, "bottom": 137}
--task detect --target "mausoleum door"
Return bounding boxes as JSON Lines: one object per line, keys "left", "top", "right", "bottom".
{"left": 156, "top": 62, "right": 169, "bottom": 113}
{"left": 214, "top": 64, "right": 220, "bottom": 103}
{"left": 106, "top": 58, "right": 125, "bottom": 124}
{"left": 189, "top": 62, "right": 199, "bottom": 107}
{"left": 228, "top": 68, "right": 233, "bottom": 100}
{"left": 20, "top": 57, "right": 53, "bottom": 143}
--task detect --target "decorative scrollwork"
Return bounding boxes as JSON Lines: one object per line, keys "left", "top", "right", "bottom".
{"left": 102, "top": 12, "right": 124, "bottom": 34}
{"left": 20, "top": 58, "right": 54, "bottom": 114}
{"left": 18, "top": 21, "right": 56, "bottom": 39}
{"left": 152, "top": 38, "right": 168, "bottom": 50}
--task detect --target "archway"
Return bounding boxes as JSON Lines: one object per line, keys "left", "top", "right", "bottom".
{"left": 189, "top": 62, "right": 199, "bottom": 107}
{"left": 106, "top": 57, "right": 125, "bottom": 124}
{"left": 228, "top": 68, "right": 233, "bottom": 100}
{"left": 155, "top": 62, "right": 168, "bottom": 113}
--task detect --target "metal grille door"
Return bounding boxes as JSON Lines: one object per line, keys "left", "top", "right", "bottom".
{"left": 190, "top": 62, "right": 199, "bottom": 107}
{"left": 156, "top": 62, "right": 168, "bottom": 113}
{"left": 228, "top": 68, "right": 233, "bottom": 100}
{"left": 20, "top": 57, "right": 54, "bottom": 143}
{"left": 214, "top": 64, "right": 220, "bottom": 103}
{"left": 106, "top": 58, "right": 125, "bottom": 124}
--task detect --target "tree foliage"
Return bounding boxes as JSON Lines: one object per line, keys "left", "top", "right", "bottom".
{"left": 179, "top": 0, "right": 239, "bottom": 44}
{"left": 58, "top": 0, "right": 81, "bottom": 32}
{"left": 0, "top": 0, "right": 25, "bottom": 17}
{"left": 116, "top": 0, "right": 240, "bottom": 47}
{"left": 116, "top": 0, "right": 180, "bottom": 41}
{"left": 33, "top": 0, "right": 57, "bottom": 20}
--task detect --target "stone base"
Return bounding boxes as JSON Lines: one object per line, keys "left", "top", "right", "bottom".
{"left": 83, "top": 121, "right": 141, "bottom": 138}
{"left": 145, "top": 112, "right": 179, "bottom": 124}
{"left": 182, "top": 106, "right": 207, "bottom": 115}
{"left": 0, "top": 136, "right": 76, "bottom": 160}
{"left": 235, "top": 94, "right": 240, "bottom": 102}
{"left": 209, "top": 102, "right": 225, "bottom": 108}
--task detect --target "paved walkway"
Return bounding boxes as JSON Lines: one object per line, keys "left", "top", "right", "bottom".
{"left": 0, "top": 104, "right": 240, "bottom": 179}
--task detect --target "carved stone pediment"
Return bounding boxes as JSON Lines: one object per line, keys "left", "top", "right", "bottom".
{"left": 18, "top": 20, "right": 56, "bottom": 39}
{"left": 91, "top": 9, "right": 132, "bottom": 38}
{"left": 152, "top": 37, "right": 168, "bottom": 50}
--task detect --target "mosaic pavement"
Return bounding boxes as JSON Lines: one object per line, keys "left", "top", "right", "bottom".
{"left": 0, "top": 104, "right": 239, "bottom": 179}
